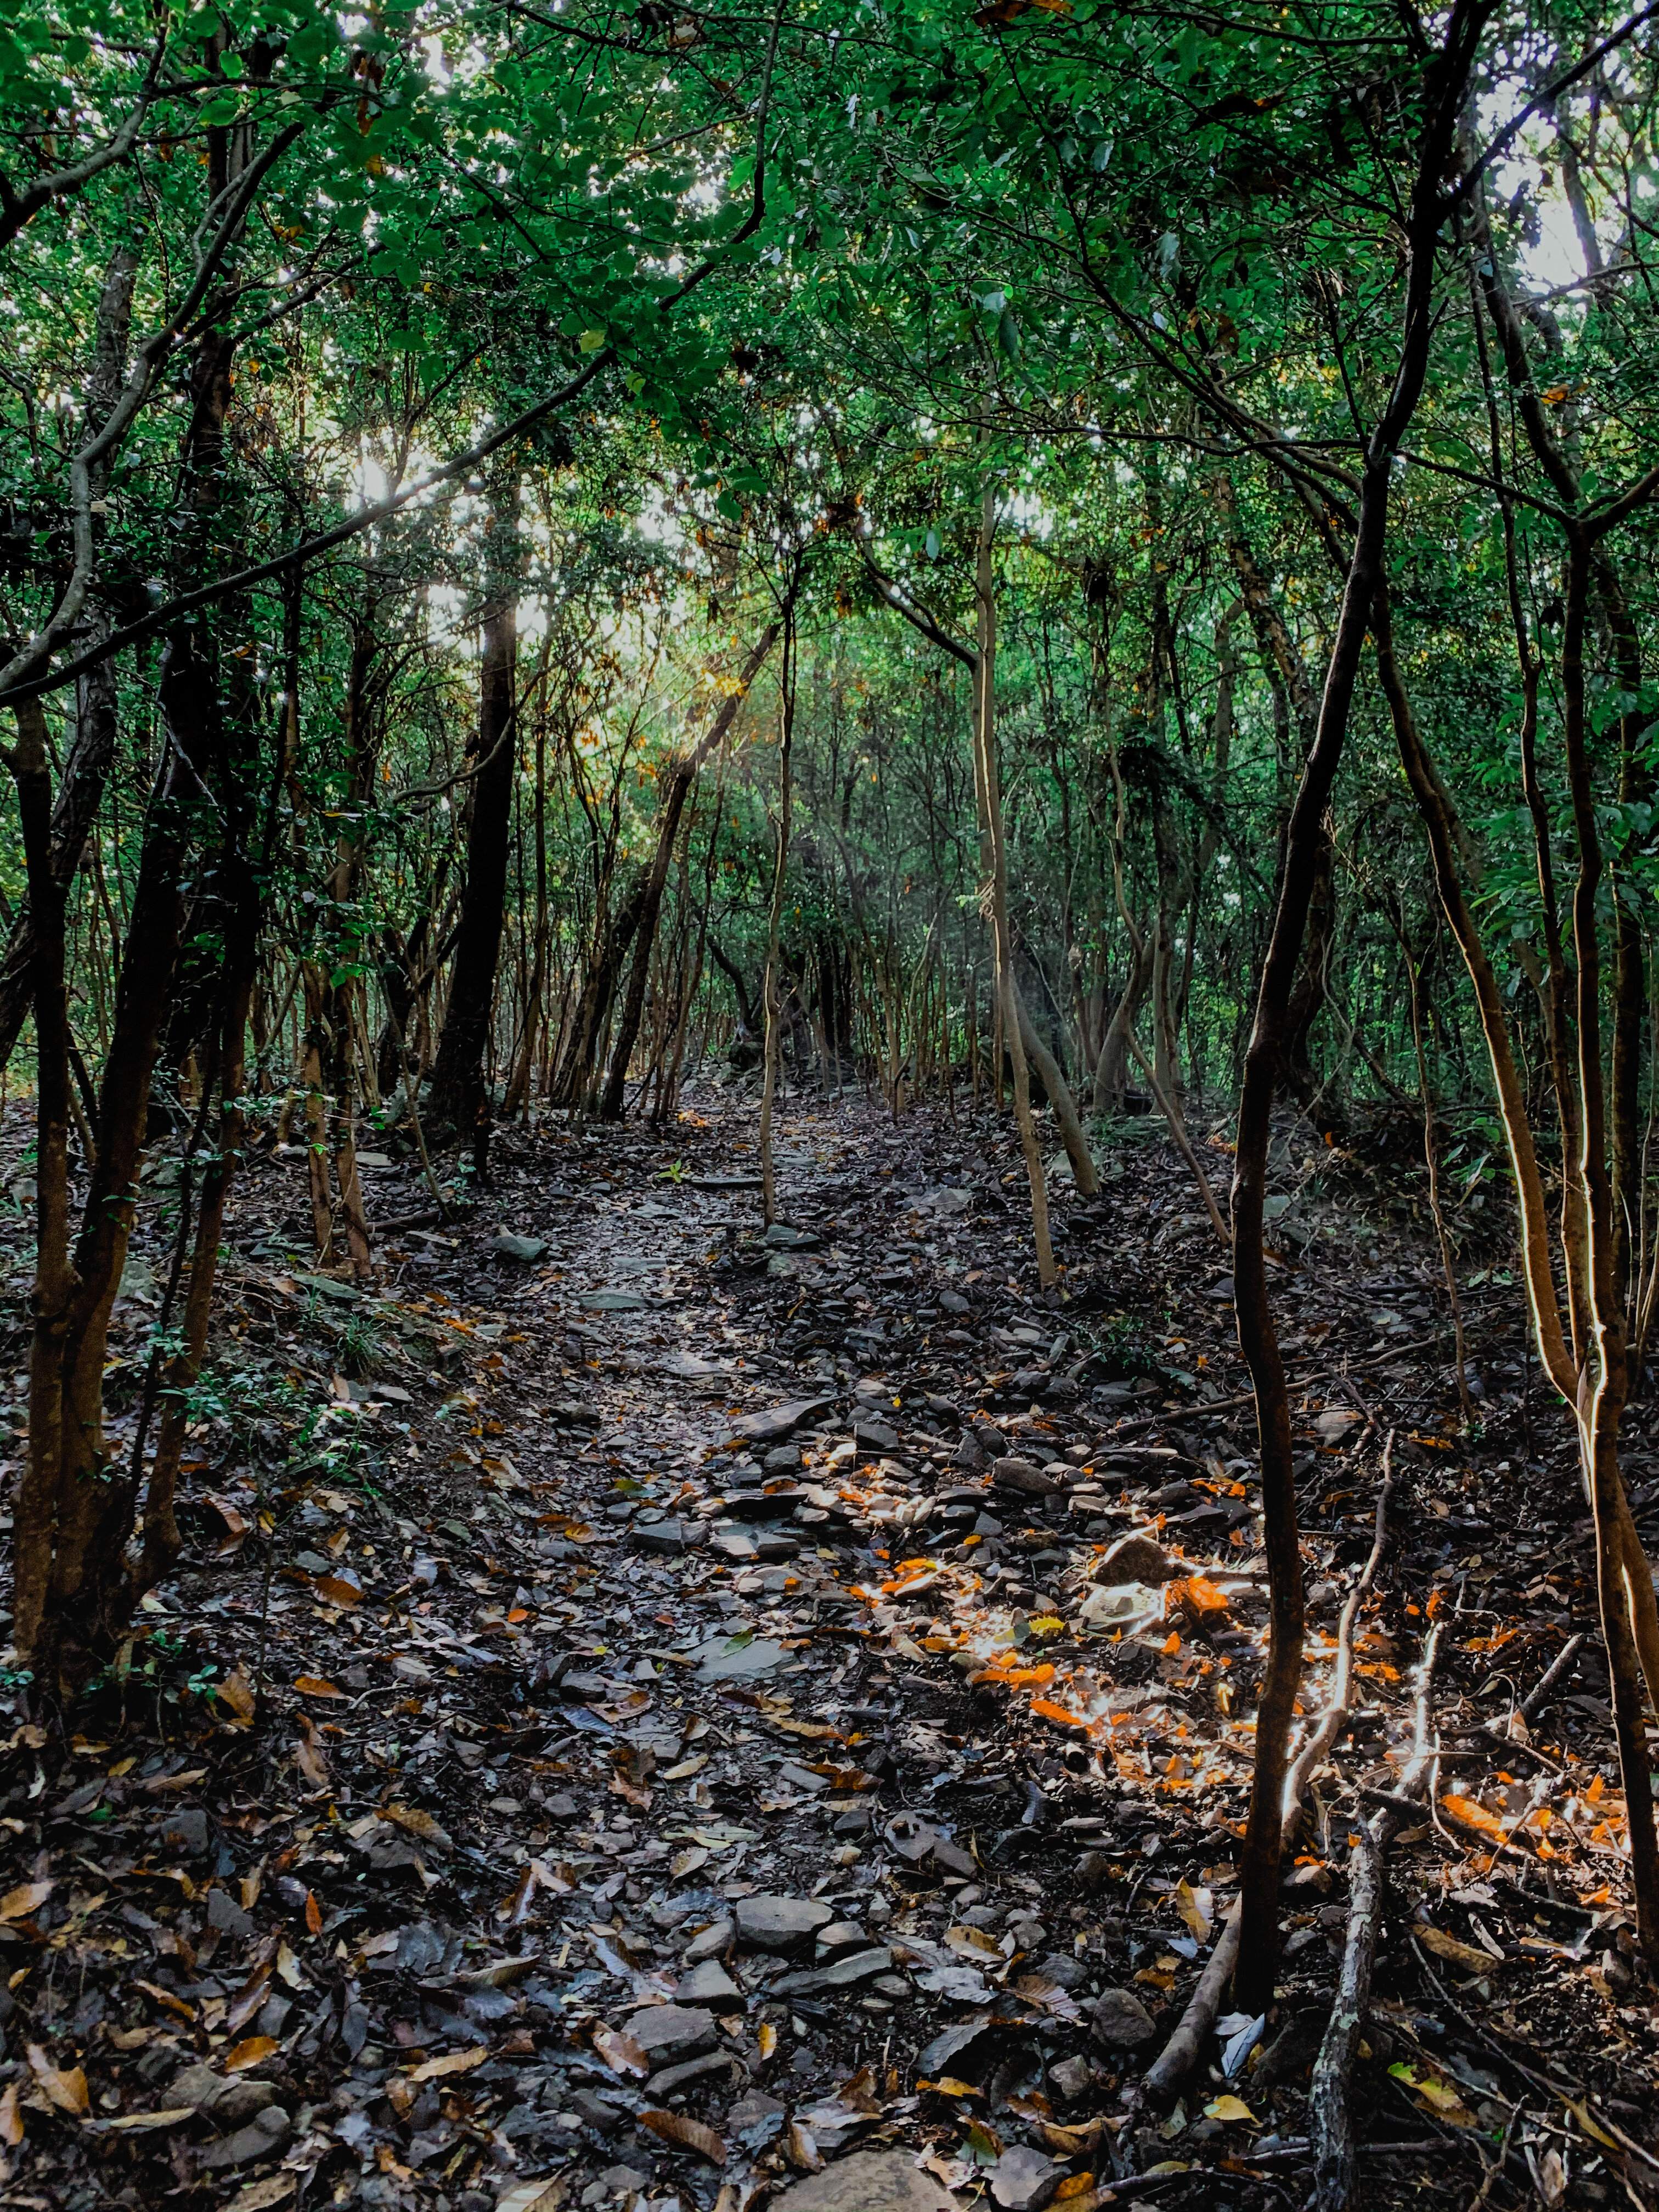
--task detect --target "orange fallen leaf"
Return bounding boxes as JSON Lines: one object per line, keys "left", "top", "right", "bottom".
{"left": 294, "top": 1676, "right": 343, "bottom": 1699}
{"left": 313, "top": 1575, "right": 362, "bottom": 1608}
{"left": 1439, "top": 1795, "right": 1509, "bottom": 1842}
{"left": 0, "top": 2078, "right": 22, "bottom": 2146}
{"left": 223, "top": 2036, "right": 280, "bottom": 2072}
{"left": 1030, "top": 1697, "right": 1090, "bottom": 1729}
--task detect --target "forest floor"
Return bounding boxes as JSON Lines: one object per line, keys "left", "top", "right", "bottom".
{"left": 2, "top": 1081, "right": 1658, "bottom": 2212}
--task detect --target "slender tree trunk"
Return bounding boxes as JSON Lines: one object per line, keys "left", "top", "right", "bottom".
{"left": 600, "top": 623, "right": 779, "bottom": 1119}
{"left": 973, "top": 484, "right": 1054, "bottom": 1285}
{"left": 759, "top": 621, "right": 795, "bottom": 1226}
{"left": 428, "top": 474, "right": 521, "bottom": 1169}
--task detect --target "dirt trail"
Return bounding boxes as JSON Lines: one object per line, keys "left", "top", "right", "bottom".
{"left": 2, "top": 1088, "right": 1656, "bottom": 2212}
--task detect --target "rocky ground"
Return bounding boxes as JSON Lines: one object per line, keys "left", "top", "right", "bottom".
{"left": 2, "top": 1083, "right": 1658, "bottom": 2212}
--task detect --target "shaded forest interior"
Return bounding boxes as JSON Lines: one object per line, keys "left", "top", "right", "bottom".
{"left": 4, "top": 3, "right": 1659, "bottom": 2210}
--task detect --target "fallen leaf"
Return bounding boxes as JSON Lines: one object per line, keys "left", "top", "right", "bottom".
{"left": 228, "top": 2179, "right": 298, "bottom": 2212}
{"left": 26, "top": 2043, "right": 89, "bottom": 2118}
{"left": 1415, "top": 1925, "right": 1498, "bottom": 1974}
{"left": 101, "top": 2107, "right": 197, "bottom": 2134}
{"left": 593, "top": 2026, "right": 649, "bottom": 2077}
{"left": 1176, "top": 1880, "right": 1214, "bottom": 1943}
{"left": 639, "top": 2108, "right": 726, "bottom": 2164}
{"left": 313, "top": 1574, "right": 363, "bottom": 1607}
{"left": 495, "top": 2183, "right": 569, "bottom": 2212}
{"left": 223, "top": 2036, "right": 280, "bottom": 2072}
{"left": 758, "top": 2023, "right": 778, "bottom": 2062}
{"left": 382, "top": 1803, "right": 454, "bottom": 1852}
{"left": 406, "top": 2046, "right": 487, "bottom": 2084}
{"left": 1203, "top": 2096, "right": 1255, "bottom": 2125}
{"left": 1438, "top": 1795, "right": 1509, "bottom": 1843}
{"left": 0, "top": 2079, "right": 22, "bottom": 2146}
{"left": 0, "top": 1880, "right": 51, "bottom": 1923}
{"left": 216, "top": 1667, "right": 256, "bottom": 1724}
{"left": 294, "top": 1676, "right": 343, "bottom": 1699}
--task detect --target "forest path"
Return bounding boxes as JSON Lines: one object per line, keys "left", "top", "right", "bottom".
{"left": 4, "top": 1086, "right": 1656, "bottom": 2212}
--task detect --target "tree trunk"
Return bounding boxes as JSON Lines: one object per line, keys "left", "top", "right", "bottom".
{"left": 759, "top": 622, "right": 795, "bottom": 1224}
{"left": 599, "top": 623, "right": 779, "bottom": 1119}
{"left": 427, "top": 478, "right": 521, "bottom": 1165}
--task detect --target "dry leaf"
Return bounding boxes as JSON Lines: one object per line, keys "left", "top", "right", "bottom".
{"left": 229, "top": 2178, "right": 299, "bottom": 2212}
{"left": 216, "top": 1668, "right": 256, "bottom": 1724}
{"left": 0, "top": 2080, "right": 22, "bottom": 2147}
{"left": 0, "top": 1881, "right": 51, "bottom": 1924}
{"left": 638, "top": 2108, "right": 726, "bottom": 2164}
{"left": 1203, "top": 2095, "right": 1255, "bottom": 2125}
{"left": 785, "top": 2119, "right": 823, "bottom": 2170}
{"left": 294, "top": 1675, "right": 343, "bottom": 1699}
{"left": 101, "top": 2107, "right": 197, "bottom": 2133}
{"left": 1438, "top": 1795, "right": 1509, "bottom": 1843}
{"left": 26, "top": 2043, "right": 89, "bottom": 2118}
{"left": 313, "top": 1574, "right": 363, "bottom": 1608}
{"left": 223, "top": 2036, "right": 280, "bottom": 2072}
{"left": 304, "top": 1888, "right": 324, "bottom": 1936}
{"left": 1176, "top": 1880, "right": 1214, "bottom": 1943}
{"left": 382, "top": 1803, "right": 454, "bottom": 1852}
{"left": 592, "top": 2025, "right": 650, "bottom": 2077}
{"left": 1415, "top": 1925, "right": 1498, "bottom": 1974}
{"left": 134, "top": 1980, "right": 195, "bottom": 2024}
{"left": 224, "top": 1964, "right": 272, "bottom": 2035}
{"left": 293, "top": 1724, "right": 331, "bottom": 1790}
{"left": 405, "top": 2046, "right": 487, "bottom": 2084}
{"left": 496, "top": 2183, "right": 570, "bottom": 2212}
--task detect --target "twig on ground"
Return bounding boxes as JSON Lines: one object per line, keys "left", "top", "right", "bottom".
{"left": 1519, "top": 1630, "right": 1585, "bottom": 1722}
{"left": 1310, "top": 1617, "right": 1443, "bottom": 2211}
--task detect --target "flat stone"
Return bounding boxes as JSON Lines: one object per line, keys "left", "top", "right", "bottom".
{"left": 1090, "top": 1987, "right": 1157, "bottom": 2050}
{"left": 1097, "top": 1532, "right": 1177, "bottom": 1586}
{"left": 763, "top": 1445, "right": 801, "bottom": 1472}
{"left": 916, "top": 2017, "right": 1031, "bottom": 2083}
{"left": 713, "top": 1530, "right": 759, "bottom": 1561}
{"left": 676, "top": 1958, "right": 742, "bottom": 2004}
{"left": 580, "top": 1289, "right": 647, "bottom": 1311}
{"left": 735, "top": 1894, "right": 833, "bottom": 1955}
{"left": 171, "top": 2066, "right": 280, "bottom": 2126}
{"left": 681, "top": 1919, "right": 732, "bottom": 1964}
{"left": 647, "top": 2051, "right": 739, "bottom": 2097}
{"left": 991, "top": 2146, "right": 1062, "bottom": 2210}
{"left": 775, "top": 1945, "right": 893, "bottom": 1995}
{"left": 992, "top": 1456, "right": 1059, "bottom": 1497}
{"left": 777, "top": 1761, "right": 830, "bottom": 1794}
{"left": 694, "top": 1634, "right": 787, "bottom": 1683}
{"left": 728, "top": 1395, "right": 836, "bottom": 1444}
{"left": 1035, "top": 1951, "right": 1090, "bottom": 1991}
{"left": 853, "top": 1419, "right": 900, "bottom": 1454}
{"left": 489, "top": 1232, "right": 548, "bottom": 1262}
{"left": 772, "top": 2148, "right": 961, "bottom": 2211}
{"left": 728, "top": 2090, "right": 788, "bottom": 2134}
{"left": 815, "top": 1921, "right": 868, "bottom": 1959}
{"left": 635, "top": 1518, "right": 707, "bottom": 1555}
{"left": 764, "top": 1222, "right": 823, "bottom": 1249}
{"left": 725, "top": 1486, "right": 807, "bottom": 1522}
{"left": 622, "top": 2004, "right": 717, "bottom": 2062}
{"left": 196, "top": 2104, "right": 292, "bottom": 2169}
{"left": 940, "top": 1289, "right": 971, "bottom": 1314}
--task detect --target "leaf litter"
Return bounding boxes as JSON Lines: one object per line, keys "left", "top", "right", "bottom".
{"left": 1, "top": 1092, "right": 1656, "bottom": 2211}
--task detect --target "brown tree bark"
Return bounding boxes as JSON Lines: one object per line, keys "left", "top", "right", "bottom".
{"left": 1229, "top": 0, "right": 1486, "bottom": 2007}
{"left": 427, "top": 478, "right": 521, "bottom": 1167}
{"left": 599, "top": 622, "right": 780, "bottom": 1119}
